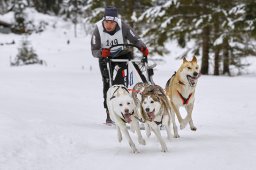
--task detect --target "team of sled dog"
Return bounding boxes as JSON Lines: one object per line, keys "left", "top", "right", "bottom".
{"left": 106, "top": 56, "right": 200, "bottom": 153}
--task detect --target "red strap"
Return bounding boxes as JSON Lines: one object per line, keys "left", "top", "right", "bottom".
{"left": 177, "top": 90, "right": 193, "bottom": 105}
{"left": 128, "top": 89, "right": 142, "bottom": 93}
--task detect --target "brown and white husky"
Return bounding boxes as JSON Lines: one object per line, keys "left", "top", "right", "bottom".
{"left": 165, "top": 56, "right": 200, "bottom": 131}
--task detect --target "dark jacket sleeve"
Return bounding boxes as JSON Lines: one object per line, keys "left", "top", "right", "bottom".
{"left": 91, "top": 26, "right": 101, "bottom": 58}
{"left": 121, "top": 21, "right": 147, "bottom": 49}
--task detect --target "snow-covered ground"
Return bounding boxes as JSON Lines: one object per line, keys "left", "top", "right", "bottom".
{"left": 1, "top": 11, "right": 256, "bottom": 170}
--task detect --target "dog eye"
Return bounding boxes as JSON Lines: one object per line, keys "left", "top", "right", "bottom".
{"left": 196, "top": 67, "right": 198, "bottom": 69}
{"left": 119, "top": 104, "right": 123, "bottom": 106}
{"left": 187, "top": 67, "right": 191, "bottom": 70}
{"left": 150, "top": 101, "right": 154, "bottom": 103}
{"left": 127, "top": 102, "right": 130, "bottom": 105}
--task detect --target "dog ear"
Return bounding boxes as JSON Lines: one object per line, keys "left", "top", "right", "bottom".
{"left": 183, "top": 57, "right": 188, "bottom": 63}
{"left": 192, "top": 56, "right": 197, "bottom": 63}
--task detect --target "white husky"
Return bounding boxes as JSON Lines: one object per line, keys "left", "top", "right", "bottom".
{"left": 106, "top": 84, "right": 146, "bottom": 153}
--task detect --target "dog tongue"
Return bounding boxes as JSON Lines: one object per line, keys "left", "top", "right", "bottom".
{"left": 147, "top": 112, "right": 155, "bottom": 121}
{"left": 191, "top": 79, "right": 195, "bottom": 84}
{"left": 124, "top": 114, "right": 132, "bottom": 123}
{"left": 189, "top": 76, "right": 196, "bottom": 86}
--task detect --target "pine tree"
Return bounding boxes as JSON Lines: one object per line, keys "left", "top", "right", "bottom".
{"left": 31, "top": 0, "right": 63, "bottom": 15}
{"left": 62, "top": 0, "right": 84, "bottom": 37}
{"left": 218, "top": 1, "right": 256, "bottom": 75}
{"left": 140, "top": 0, "right": 256, "bottom": 76}
{"left": 0, "top": 0, "right": 12, "bottom": 14}
{"left": 73, "top": 0, "right": 83, "bottom": 37}
{"left": 245, "top": 1, "right": 256, "bottom": 37}
{"left": 139, "top": 1, "right": 206, "bottom": 56}
{"left": 12, "top": 0, "right": 27, "bottom": 34}
{"left": 11, "top": 37, "right": 43, "bottom": 66}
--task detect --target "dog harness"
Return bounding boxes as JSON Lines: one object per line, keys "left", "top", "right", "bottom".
{"left": 154, "top": 115, "right": 164, "bottom": 125}
{"left": 178, "top": 80, "right": 185, "bottom": 85}
{"left": 168, "top": 72, "right": 186, "bottom": 86}
{"left": 110, "top": 86, "right": 130, "bottom": 100}
{"left": 177, "top": 90, "right": 193, "bottom": 105}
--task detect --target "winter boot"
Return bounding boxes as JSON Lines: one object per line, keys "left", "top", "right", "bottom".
{"left": 106, "top": 110, "right": 115, "bottom": 125}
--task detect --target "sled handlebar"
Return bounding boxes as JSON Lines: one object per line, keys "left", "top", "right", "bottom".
{"left": 109, "top": 59, "right": 142, "bottom": 62}
{"left": 109, "top": 44, "right": 148, "bottom": 62}
{"left": 109, "top": 44, "right": 141, "bottom": 51}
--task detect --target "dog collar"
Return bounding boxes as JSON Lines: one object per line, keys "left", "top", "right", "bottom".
{"left": 177, "top": 90, "right": 193, "bottom": 105}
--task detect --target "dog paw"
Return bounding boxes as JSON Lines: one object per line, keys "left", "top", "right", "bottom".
{"left": 118, "top": 136, "right": 122, "bottom": 143}
{"left": 129, "top": 142, "right": 139, "bottom": 153}
{"left": 131, "top": 147, "right": 139, "bottom": 153}
{"left": 159, "top": 142, "right": 168, "bottom": 152}
{"left": 174, "top": 134, "right": 180, "bottom": 138}
{"left": 190, "top": 126, "right": 197, "bottom": 131}
{"left": 139, "top": 138, "right": 146, "bottom": 145}
{"left": 161, "top": 146, "right": 168, "bottom": 152}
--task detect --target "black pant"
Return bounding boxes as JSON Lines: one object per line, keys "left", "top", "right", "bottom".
{"left": 99, "top": 53, "right": 147, "bottom": 110}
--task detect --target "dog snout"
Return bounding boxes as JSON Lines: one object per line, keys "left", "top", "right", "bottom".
{"left": 124, "top": 109, "right": 129, "bottom": 114}
{"left": 145, "top": 108, "right": 150, "bottom": 112}
{"left": 193, "top": 72, "right": 198, "bottom": 77}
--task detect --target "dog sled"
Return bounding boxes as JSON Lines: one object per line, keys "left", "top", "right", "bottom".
{"left": 106, "top": 44, "right": 156, "bottom": 88}
{"left": 104, "top": 44, "right": 156, "bottom": 128}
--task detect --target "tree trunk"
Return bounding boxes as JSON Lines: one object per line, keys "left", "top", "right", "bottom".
{"left": 214, "top": 47, "right": 220, "bottom": 75}
{"left": 213, "top": 13, "right": 220, "bottom": 75}
{"left": 223, "top": 37, "right": 230, "bottom": 75}
{"left": 74, "top": 0, "right": 77, "bottom": 37}
{"left": 74, "top": 22, "right": 77, "bottom": 37}
{"left": 200, "top": 25, "right": 210, "bottom": 75}
{"left": 0, "top": 0, "right": 5, "bottom": 14}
